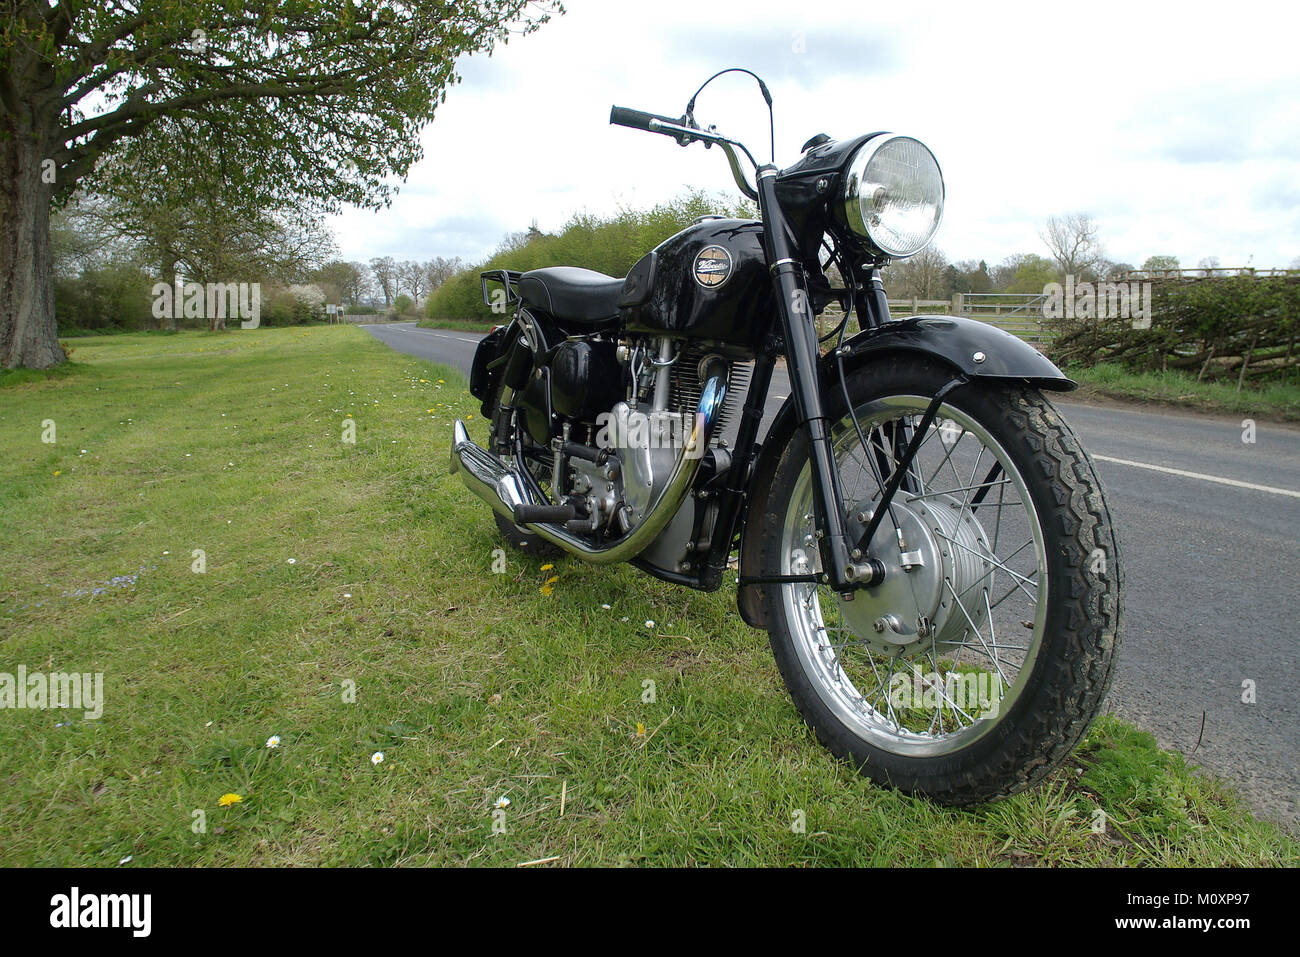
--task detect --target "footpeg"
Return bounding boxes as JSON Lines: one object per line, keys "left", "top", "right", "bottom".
{"left": 512, "top": 503, "right": 577, "bottom": 525}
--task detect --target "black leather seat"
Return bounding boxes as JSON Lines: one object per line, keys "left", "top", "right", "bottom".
{"left": 517, "top": 267, "right": 624, "bottom": 323}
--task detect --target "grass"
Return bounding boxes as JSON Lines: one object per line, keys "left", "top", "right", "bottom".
{"left": 1067, "top": 362, "right": 1300, "bottom": 423}
{"left": 418, "top": 316, "right": 498, "bottom": 333}
{"left": 0, "top": 326, "right": 1294, "bottom": 867}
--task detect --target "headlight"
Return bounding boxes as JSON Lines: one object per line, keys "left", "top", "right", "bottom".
{"left": 842, "top": 134, "right": 944, "bottom": 258}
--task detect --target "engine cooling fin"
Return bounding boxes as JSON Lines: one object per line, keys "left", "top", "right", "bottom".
{"left": 669, "top": 346, "right": 751, "bottom": 445}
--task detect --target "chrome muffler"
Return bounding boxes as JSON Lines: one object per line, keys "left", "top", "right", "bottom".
{"left": 450, "top": 377, "right": 726, "bottom": 564}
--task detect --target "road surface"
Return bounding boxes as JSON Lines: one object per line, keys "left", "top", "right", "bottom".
{"left": 364, "top": 322, "right": 1300, "bottom": 827}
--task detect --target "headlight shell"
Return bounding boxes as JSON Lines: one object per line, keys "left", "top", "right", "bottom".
{"left": 842, "top": 134, "right": 944, "bottom": 258}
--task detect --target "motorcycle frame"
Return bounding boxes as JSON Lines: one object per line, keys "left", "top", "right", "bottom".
{"left": 631, "top": 162, "right": 889, "bottom": 596}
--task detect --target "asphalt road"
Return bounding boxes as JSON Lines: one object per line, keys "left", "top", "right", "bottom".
{"left": 364, "top": 322, "right": 1300, "bottom": 827}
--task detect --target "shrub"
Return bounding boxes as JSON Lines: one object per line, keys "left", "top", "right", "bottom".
{"left": 425, "top": 190, "right": 756, "bottom": 321}
{"left": 1049, "top": 275, "right": 1300, "bottom": 385}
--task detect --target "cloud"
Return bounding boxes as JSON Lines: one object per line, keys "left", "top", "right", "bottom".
{"left": 328, "top": 0, "right": 1300, "bottom": 271}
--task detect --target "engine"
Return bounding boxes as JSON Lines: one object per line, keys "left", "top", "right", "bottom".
{"left": 546, "top": 333, "right": 749, "bottom": 571}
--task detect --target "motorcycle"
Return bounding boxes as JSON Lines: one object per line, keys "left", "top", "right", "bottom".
{"left": 451, "top": 70, "right": 1122, "bottom": 805}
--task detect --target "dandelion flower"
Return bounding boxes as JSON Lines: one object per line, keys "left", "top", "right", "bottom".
{"left": 540, "top": 563, "right": 554, "bottom": 572}
{"left": 371, "top": 751, "right": 384, "bottom": 765}
{"left": 266, "top": 735, "right": 281, "bottom": 749}
{"left": 218, "top": 793, "right": 242, "bottom": 807}
{"left": 636, "top": 722, "right": 646, "bottom": 737}
{"left": 539, "top": 576, "right": 559, "bottom": 596}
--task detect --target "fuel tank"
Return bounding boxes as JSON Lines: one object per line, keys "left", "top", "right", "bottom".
{"left": 619, "top": 218, "right": 773, "bottom": 353}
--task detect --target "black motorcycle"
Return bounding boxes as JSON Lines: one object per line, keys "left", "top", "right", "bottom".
{"left": 452, "top": 70, "right": 1122, "bottom": 805}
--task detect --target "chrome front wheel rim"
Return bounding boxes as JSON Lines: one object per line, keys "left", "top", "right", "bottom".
{"left": 778, "top": 395, "right": 1049, "bottom": 758}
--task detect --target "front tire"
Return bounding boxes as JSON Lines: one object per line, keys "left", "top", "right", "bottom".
{"left": 756, "top": 356, "right": 1122, "bottom": 805}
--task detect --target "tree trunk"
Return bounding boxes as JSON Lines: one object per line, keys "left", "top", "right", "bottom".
{"left": 0, "top": 123, "right": 64, "bottom": 369}
{"left": 161, "top": 254, "right": 179, "bottom": 331}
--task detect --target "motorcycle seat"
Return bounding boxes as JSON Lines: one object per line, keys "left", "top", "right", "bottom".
{"left": 518, "top": 267, "right": 624, "bottom": 323}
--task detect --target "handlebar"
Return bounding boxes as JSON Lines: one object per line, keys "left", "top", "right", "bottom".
{"left": 609, "top": 106, "right": 681, "bottom": 134}
{"left": 608, "top": 104, "right": 760, "bottom": 201}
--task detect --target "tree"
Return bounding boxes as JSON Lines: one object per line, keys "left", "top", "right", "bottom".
{"left": 991, "top": 254, "right": 1038, "bottom": 291}
{"left": 84, "top": 118, "right": 337, "bottom": 329}
{"left": 1006, "top": 254, "right": 1059, "bottom": 294}
{"left": 1198, "top": 256, "right": 1221, "bottom": 276}
{"left": 1041, "top": 213, "right": 1105, "bottom": 280}
{"left": 314, "top": 260, "right": 368, "bottom": 305}
{"left": 947, "top": 259, "right": 992, "bottom": 295}
{"left": 883, "top": 246, "right": 950, "bottom": 300}
{"left": 423, "top": 256, "right": 463, "bottom": 293}
{"left": 369, "top": 256, "right": 398, "bottom": 307}
{"left": 1142, "top": 255, "right": 1181, "bottom": 276}
{"left": 397, "top": 260, "right": 428, "bottom": 301}
{"left": 1, "top": 1, "right": 561, "bottom": 369}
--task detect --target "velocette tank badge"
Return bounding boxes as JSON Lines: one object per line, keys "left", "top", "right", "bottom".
{"left": 693, "top": 245, "right": 732, "bottom": 288}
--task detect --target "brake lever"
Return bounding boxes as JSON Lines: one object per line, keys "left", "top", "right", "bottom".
{"left": 674, "top": 112, "right": 700, "bottom": 148}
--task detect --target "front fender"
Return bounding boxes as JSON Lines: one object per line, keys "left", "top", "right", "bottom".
{"left": 734, "top": 314, "right": 1071, "bottom": 628}
{"left": 834, "top": 314, "right": 1073, "bottom": 390}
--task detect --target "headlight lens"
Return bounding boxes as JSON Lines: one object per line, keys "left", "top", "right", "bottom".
{"left": 842, "top": 134, "right": 944, "bottom": 258}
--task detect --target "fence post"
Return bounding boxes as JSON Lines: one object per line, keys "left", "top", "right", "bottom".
{"left": 951, "top": 292, "right": 964, "bottom": 316}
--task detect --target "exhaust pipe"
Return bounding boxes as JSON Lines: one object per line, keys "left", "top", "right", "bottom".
{"left": 450, "top": 377, "right": 726, "bottom": 564}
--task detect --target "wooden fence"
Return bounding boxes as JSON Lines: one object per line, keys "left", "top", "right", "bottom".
{"left": 813, "top": 293, "right": 1053, "bottom": 345}
{"left": 887, "top": 293, "right": 1052, "bottom": 343}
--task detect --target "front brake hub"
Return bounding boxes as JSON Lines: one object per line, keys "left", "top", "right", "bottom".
{"left": 836, "top": 496, "right": 993, "bottom": 656}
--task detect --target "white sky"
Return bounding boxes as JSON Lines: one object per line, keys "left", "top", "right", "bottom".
{"left": 330, "top": 0, "right": 1300, "bottom": 272}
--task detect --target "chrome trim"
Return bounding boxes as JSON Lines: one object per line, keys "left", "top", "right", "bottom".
{"left": 644, "top": 119, "right": 760, "bottom": 200}
{"left": 842, "top": 133, "right": 945, "bottom": 259}
{"left": 450, "top": 377, "right": 727, "bottom": 564}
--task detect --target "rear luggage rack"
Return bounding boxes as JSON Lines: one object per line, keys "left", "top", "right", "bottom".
{"left": 480, "top": 269, "right": 523, "bottom": 312}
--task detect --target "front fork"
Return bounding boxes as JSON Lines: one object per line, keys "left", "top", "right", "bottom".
{"left": 755, "top": 167, "right": 881, "bottom": 592}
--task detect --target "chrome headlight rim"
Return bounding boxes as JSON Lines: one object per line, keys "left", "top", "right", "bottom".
{"left": 842, "top": 133, "right": 945, "bottom": 259}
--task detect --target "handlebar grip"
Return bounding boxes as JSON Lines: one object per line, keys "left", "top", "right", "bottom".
{"left": 609, "top": 106, "right": 679, "bottom": 134}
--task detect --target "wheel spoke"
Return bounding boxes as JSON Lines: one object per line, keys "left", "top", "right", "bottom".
{"left": 778, "top": 395, "right": 1049, "bottom": 755}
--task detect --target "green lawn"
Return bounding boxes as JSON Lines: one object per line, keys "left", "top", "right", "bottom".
{"left": 1066, "top": 362, "right": 1300, "bottom": 423}
{"left": 0, "top": 327, "right": 1293, "bottom": 866}
{"left": 417, "top": 316, "right": 498, "bottom": 333}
